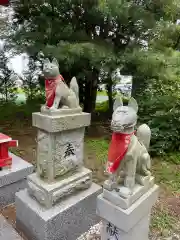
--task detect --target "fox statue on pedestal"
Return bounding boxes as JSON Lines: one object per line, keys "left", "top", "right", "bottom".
{"left": 104, "top": 96, "right": 151, "bottom": 196}
{"left": 41, "top": 58, "right": 80, "bottom": 111}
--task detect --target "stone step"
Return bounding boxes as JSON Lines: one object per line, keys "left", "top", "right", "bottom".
{"left": 0, "top": 215, "right": 22, "bottom": 240}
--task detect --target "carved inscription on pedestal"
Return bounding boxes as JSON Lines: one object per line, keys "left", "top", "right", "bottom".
{"left": 106, "top": 222, "right": 120, "bottom": 240}
{"left": 54, "top": 141, "right": 79, "bottom": 177}
{"left": 36, "top": 128, "right": 84, "bottom": 180}
{"left": 64, "top": 143, "right": 75, "bottom": 158}
{"left": 54, "top": 129, "right": 84, "bottom": 178}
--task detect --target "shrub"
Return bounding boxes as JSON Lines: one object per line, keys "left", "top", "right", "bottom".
{"left": 137, "top": 81, "right": 180, "bottom": 156}
{"left": 95, "top": 100, "right": 109, "bottom": 113}
{"left": 0, "top": 101, "right": 41, "bottom": 123}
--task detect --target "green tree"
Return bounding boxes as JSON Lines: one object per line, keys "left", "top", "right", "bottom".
{"left": 22, "top": 57, "right": 43, "bottom": 101}
{"left": 11, "top": 0, "right": 180, "bottom": 113}
{"left": 137, "top": 50, "right": 180, "bottom": 155}
{"left": 0, "top": 48, "right": 17, "bottom": 102}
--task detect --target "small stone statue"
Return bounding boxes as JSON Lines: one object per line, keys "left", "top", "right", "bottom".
{"left": 41, "top": 58, "right": 80, "bottom": 111}
{"left": 104, "top": 96, "right": 151, "bottom": 197}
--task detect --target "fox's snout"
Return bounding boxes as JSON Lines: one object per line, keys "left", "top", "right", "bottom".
{"left": 111, "top": 120, "right": 124, "bottom": 131}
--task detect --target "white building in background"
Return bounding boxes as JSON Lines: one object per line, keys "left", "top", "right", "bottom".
{"left": 99, "top": 68, "right": 132, "bottom": 97}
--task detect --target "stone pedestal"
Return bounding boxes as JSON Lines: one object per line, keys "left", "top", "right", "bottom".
{"left": 16, "top": 184, "right": 101, "bottom": 240}
{"left": 27, "top": 167, "right": 92, "bottom": 208}
{"left": 16, "top": 110, "right": 102, "bottom": 240}
{"left": 32, "top": 111, "right": 90, "bottom": 181}
{"left": 0, "top": 153, "right": 34, "bottom": 207}
{"left": 97, "top": 183, "right": 159, "bottom": 240}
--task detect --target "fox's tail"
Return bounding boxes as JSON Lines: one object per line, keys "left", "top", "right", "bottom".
{"left": 136, "top": 124, "right": 151, "bottom": 150}
{"left": 70, "top": 76, "right": 79, "bottom": 104}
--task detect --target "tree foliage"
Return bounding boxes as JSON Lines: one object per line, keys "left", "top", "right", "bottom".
{"left": 22, "top": 56, "right": 43, "bottom": 102}
{"left": 11, "top": 0, "right": 180, "bottom": 113}
{"left": 0, "top": 48, "right": 17, "bottom": 103}
{"left": 9, "top": 0, "right": 180, "bottom": 155}
{"left": 136, "top": 50, "right": 180, "bottom": 155}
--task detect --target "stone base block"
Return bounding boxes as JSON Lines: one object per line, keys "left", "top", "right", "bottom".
{"left": 0, "top": 153, "right": 34, "bottom": 207}
{"left": 103, "top": 176, "right": 155, "bottom": 210}
{"left": 101, "top": 214, "right": 151, "bottom": 240}
{"left": 27, "top": 167, "right": 92, "bottom": 208}
{"left": 97, "top": 185, "right": 159, "bottom": 240}
{"left": 16, "top": 183, "right": 102, "bottom": 240}
{"left": 0, "top": 215, "right": 22, "bottom": 240}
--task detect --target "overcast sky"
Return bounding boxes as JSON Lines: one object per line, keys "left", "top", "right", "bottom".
{"left": 10, "top": 54, "right": 28, "bottom": 75}
{"left": 0, "top": 5, "right": 25, "bottom": 75}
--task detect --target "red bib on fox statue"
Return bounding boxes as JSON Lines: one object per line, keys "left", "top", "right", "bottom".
{"left": 0, "top": 0, "right": 9, "bottom": 6}
{"left": 106, "top": 132, "right": 134, "bottom": 173}
{"left": 45, "top": 74, "right": 64, "bottom": 108}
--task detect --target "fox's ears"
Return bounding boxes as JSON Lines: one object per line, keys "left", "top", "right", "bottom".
{"left": 113, "top": 96, "right": 138, "bottom": 113}
{"left": 128, "top": 97, "right": 138, "bottom": 113}
{"left": 43, "top": 58, "right": 50, "bottom": 65}
{"left": 43, "top": 58, "right": 59, "bottom": 67}
{"left": 52, "top": 58, "right": 59, "bottom": 67}
{"left": 113, "top": 96, "right": 123, "bottom": 111}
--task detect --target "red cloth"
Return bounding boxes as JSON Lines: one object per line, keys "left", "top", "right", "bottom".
{"left": 0, "top": 0, "right": 9, "bottom": 6}
{"left": 106, "top": 132, "right": 134, "bottom": 173}
{"left": 0, "top": 133, "right": 11, "bottom": 143}
{"left": 0, "top": 133, "right": 18, "bottom": 168}
{"left": 45, "top": 75, "right": 64, "bottom": 108}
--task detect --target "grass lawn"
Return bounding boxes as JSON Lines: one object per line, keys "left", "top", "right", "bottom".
{"left": 16, "top": 88, "right": 24, "bottom": 94}
{"left": 97, "top": 90, "right": 107, "bottom": 96}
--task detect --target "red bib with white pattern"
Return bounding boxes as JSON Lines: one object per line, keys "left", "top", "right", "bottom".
{"left": 106, "top": 132, "right": 134, "bottom": 173}
{"left": 45, "top": 75, "right": 64, "bottom": 108}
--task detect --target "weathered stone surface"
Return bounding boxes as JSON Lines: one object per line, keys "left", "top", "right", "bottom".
{"left": 27, "top": 167, "right": 92, "bottom": 208}
{"left": 36, "top": 127, "right": 85, "bottom": 180}
{"left": 16, "top": 183, "right": 102, "bottom": 240}
{"left": 103, "top": 176, "right": 154, "bottom": 209}
{"left": 0, "top": 215, "right": 21, "bottom": 240}
{"left": 41, "top": 107, "right": 82, "bottom": 116}
{"left": 32, "top": 112, "right": 91, "bottom": 132}
{"left": 0, "top": 153, "right": 34, "bottom": 207}
{"left": 97, "top": 185, "right": 159, "bottom": 238}
{"left": 33, "top": 111, "right": 91, "bottom": 183}
{"left": 101, "top": 215, "right": 150, "bottom": 240}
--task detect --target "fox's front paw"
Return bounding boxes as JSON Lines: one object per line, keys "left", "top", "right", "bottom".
{"left": 41, "top": 105, "right": 47, "bottom": 112}
{"left": 124, "top": 176, "right": 135, "bottom": 189}
{"left": 103, "top": 179, "right": 117, "bottom": 191}
{"left": 144, "top": 170, "right": 151, "bottom": 177}
{"left": 49, "top": 106, "right": 57, "bottom": 111}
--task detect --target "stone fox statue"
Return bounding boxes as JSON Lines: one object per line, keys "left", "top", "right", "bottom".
{"left": 42, "top": 58, "right": 80, "bottom": 110}
{"left": 105, "top": 96, "right": 151, "bottom": 192}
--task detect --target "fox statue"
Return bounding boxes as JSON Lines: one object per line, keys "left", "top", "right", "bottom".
{"left": 104, "top": 96, "right": 151, "bottom": 195}
{"left": 42, "top": 58, "right": 80, "bottom": 111}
